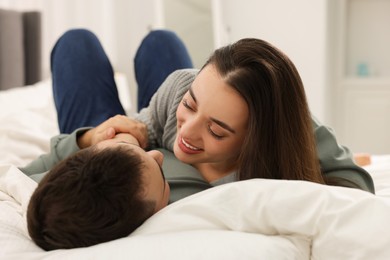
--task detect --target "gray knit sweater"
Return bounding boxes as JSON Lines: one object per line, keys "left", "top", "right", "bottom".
{"left": 136, "top": 69, "right": 197, "bottom": 151}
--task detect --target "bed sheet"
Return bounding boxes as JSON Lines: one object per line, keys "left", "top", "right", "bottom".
{"left": 0, "top": 74, "right": 131, "bottom": 167}
{"left": 1, "top": 79, "right": 390, "bottom": 259}
{"left": 2, "top": 164, "right": 390, "bottom": 259}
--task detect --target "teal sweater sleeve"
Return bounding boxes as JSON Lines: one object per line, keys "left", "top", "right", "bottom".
{"left": 313, "top": 117, "right": 375, "bottom": 194}
{"left": 19, "top": 128, "right": 91, "bottom": 177}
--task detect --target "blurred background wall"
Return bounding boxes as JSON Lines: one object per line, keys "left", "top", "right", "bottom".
{"left": 1, "top": 0, "right": 389, "bottom": 154}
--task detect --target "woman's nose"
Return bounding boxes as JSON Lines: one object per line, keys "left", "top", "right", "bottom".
{"left": 147, "top": 150, "right": 164, "bottom": 166}
{"left": 180, "top": 116, "right": 202, "bottom": 137}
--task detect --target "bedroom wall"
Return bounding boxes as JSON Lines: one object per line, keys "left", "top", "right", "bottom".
{"left": 0, "top": 0, "right": 214, "bottom": 115}
{"left": 163, "top": 0, "right": 214, "bottom": 69}
{"left": 0, "top": 0, "right": 164, "bottom": 114}
{"left": 211, "top": 0, "right": 330, "bottom": 124}
{"left": 1, "top": 0, "right": 331, "bottom": 124}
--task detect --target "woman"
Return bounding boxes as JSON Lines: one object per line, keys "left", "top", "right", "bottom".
{"left": 21, "top": 29, "right": 375, "bottom": 201}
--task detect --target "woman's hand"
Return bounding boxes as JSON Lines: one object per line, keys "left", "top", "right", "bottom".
{"left": 353, "top": 153, "right": 371, "bottom": 167}
{"left": 77, "top": 115, "right": 148, "bottom": 149}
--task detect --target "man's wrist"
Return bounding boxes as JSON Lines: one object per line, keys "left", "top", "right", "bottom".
{"left": 77, "top": 129, "right": 92, "bottom": 149}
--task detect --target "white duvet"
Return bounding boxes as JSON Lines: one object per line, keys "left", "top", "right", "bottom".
{"left": 1, "top": 79, "right": 390, "bottom": 259}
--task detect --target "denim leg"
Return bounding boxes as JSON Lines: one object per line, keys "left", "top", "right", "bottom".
{"left": 51, "top": 29, "right": 125, "bottom": 134}
{"left": 134, "top": 30, "right": 193, "bottom": 111}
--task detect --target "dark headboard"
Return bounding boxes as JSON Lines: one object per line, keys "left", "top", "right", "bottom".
{"left": 0, "top": 9, "right": 42, "bottom": 90}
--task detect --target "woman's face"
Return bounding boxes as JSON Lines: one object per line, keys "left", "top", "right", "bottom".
{"left": 174, "top": 64, "right": 249, "bottom": 174}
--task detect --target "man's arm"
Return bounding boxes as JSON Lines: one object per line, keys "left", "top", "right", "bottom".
{"left": 19, "top": 128, "right": 90, "bottom": 176}
{"left": 20, "top": 114, "right": 148, "bottom": 177}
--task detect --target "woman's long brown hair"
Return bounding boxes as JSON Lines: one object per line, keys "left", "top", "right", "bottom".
{"left": 204, "top": 38, "right": 325, "bottom": 184}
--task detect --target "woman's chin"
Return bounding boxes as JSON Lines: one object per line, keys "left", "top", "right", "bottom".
{"left": 173, "top": 144, "right": 192, "bottom": 163}
{"left": 173, "top": 144, "right": 185, "bottom": 160}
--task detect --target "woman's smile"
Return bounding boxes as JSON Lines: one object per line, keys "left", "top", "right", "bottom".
{"left": 178, "top": 136, "right": 203, "bottom": 154}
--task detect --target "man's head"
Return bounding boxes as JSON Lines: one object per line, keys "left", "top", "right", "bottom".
{"left": 27, "top": 137, "right": 170, "bottom": 250}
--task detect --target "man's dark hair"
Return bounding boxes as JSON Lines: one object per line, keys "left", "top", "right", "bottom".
{"left": 27, "top": 146, "right": 156, "bottom": 250}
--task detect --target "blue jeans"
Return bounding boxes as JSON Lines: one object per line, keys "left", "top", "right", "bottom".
{"left": 52, "top": 29, "right": 193, "bottom": 134}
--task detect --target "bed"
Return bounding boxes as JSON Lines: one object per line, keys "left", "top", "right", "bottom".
{"left": 2, "top": 10, "right": 390, "bottom": 260}
{"left": 1, "top": 77, "right": 390, "bottom": 260}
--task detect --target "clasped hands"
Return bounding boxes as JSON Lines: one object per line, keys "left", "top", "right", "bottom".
{"left": 77, "top": 115, "right": 148, "bottom": 149}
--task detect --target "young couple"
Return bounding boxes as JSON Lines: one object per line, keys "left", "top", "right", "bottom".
{"left": 21, "top": 29, "right": 375, "bottom": 250}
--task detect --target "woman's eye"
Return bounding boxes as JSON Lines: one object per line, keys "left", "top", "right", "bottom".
{"left": 182, "top": 99, "right": 194, "bottom": 111}
{"left": 208, "top": 126, "right": 224, "bottom": 140}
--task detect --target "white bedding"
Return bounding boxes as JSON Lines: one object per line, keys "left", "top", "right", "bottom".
{"left": 1, "top": 79, "right": 390, "bottom": 259}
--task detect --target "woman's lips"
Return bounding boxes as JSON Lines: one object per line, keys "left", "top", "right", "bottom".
{"left": 178, "top": 136, "right": 203, "bottom": 154}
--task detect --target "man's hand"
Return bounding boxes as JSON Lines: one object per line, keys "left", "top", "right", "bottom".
{"left": 77, "top": 115, "right": 148, "bottom": 149}
{"left": 112, "top": 133, "right": 140, "bottom": 146}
